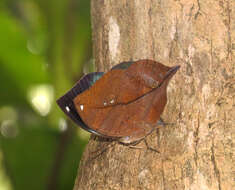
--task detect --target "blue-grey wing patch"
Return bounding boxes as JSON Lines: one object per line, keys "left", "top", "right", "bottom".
{"left": 56, "top": 72, "right": 104, "bottom": 135}
{"left": 76, "top": 72, "right": 104, "bottom": 93}
{"left": 111, "top": 61, "right": 134, "bottom": 70}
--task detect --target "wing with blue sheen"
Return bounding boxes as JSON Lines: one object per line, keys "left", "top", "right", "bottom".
{"left": 56, "top": 72, "right": 104, "bottom": 135}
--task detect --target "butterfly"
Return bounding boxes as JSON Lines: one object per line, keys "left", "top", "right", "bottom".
{"left": 57, "top": 59, "right": 180, "bottom": 144}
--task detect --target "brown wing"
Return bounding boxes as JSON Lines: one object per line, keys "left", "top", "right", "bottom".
{"left": 74, "top": 60, "right": 180, "bottom": 139}
{"left": 76, "top": 79, "right": 168, "bottom": 138}
{"left": 73, "top": 60, "right": 171, "bottom": 108}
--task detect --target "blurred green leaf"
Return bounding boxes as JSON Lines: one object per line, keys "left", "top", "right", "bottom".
{"left": 0, "top": 10, "right": 48, "bottom": 106}
{"left": 0, "top": 0, "right": 92, "bottom": 189}
{"left": 0, "top": 125, "right": 87, "bottom": 190}
{"left": 1, "top": 125, "right": 58, "bottom": 190}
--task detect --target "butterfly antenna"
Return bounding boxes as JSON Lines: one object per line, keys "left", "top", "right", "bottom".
{"left": 88, "top": 141, "right": 117, "bottom": 162}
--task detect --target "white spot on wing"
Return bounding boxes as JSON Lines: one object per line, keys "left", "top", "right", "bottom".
{"left": 110, "top": 99, "right": 115, "bottom": 104}
{"left": 65, "top": 106, "right": 70, "bottom": 112}
{"left": 80, "top": 105, "right": 84, "bottom": 111}
{"left": 104, "top": 101, "right": 107, "bottom": 106}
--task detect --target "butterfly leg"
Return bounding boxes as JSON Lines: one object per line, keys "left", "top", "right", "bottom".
{"left": 124, "top": 139, "right": 145, "bottom": 149}
{"left": 122, "top": 137, "right": 160, "bottom": 152}
{"left": 144, "top": 138, "right": 160, "bottom": 153}
{"left": 157, "top": 117, "right": 174, "bottom": 126}
{"left": 88, "top": 140, "right": 117, "bottom": 162}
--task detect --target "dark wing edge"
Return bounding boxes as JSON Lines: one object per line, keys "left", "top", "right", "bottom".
{"left": 56, "top": 72, "right": 105, "bottom": 136}
{"left": 74, "top": 72, "right": 104, "bottom": 93}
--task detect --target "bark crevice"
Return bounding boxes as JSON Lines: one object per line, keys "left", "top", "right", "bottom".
{"left": 211, "top": 140, "right": 222, "bottom": 190}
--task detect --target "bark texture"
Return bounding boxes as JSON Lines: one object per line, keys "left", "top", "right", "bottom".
{"left": 74, "top": 0, "right": 234, "bottom": 189}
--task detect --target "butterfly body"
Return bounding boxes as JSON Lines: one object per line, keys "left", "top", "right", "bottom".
{"left": 57, "top": 60, "right": 180, "bottom": 144}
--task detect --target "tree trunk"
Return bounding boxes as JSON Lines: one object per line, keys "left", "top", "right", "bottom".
{"left": 74, "top": 0, "right": 234, "bottom": 189}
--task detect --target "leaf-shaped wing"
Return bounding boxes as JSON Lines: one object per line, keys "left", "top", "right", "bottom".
{"left": 74, "top": 60, "right": 172, "bottom": 108}
{"left": 74, "top": 60, "right": 180, "bottom": 141}
{"left": 77, "top": 80, "right": 169, "bottom": 138}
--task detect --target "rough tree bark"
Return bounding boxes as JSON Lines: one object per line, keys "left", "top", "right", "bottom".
{"left": 74, "top": 0, "right": 234, "bottom": 189}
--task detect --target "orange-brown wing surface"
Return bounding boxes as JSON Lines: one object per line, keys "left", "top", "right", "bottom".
{"left": 73, "top": 60, "right": 180, "bottom": 141}
{"left": 73, "top": 60, "right": 171, "bottom": 108}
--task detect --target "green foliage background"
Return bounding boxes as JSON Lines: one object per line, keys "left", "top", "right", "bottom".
{"left": 0, "top": 0, "right": 92, "bottom": 189}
